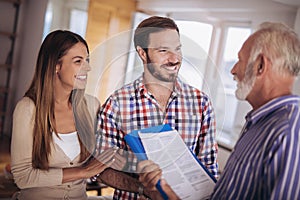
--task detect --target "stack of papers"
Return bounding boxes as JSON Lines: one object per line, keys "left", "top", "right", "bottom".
{"left": 125, "top": 124, "right": 216, "bottom": 200}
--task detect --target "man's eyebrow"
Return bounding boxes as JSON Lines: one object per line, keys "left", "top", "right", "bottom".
{"left": 153, "top": 44, "right": 182, "bottom": 49}
{"left": 158, "top": 47, "right": 168, "bottom": 50}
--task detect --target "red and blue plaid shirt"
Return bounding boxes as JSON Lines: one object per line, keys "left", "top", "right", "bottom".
{"left": 96, "top": 75, "right": 218, "bottom": 200}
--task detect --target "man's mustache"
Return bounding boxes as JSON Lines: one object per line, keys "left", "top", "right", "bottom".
{"left": 161, "top": 62, "right": 181, "bottom": 67}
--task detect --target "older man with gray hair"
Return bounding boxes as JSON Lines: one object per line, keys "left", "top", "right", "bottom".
{"left": 211, "top": 21, "right": 300, "bottom": 199}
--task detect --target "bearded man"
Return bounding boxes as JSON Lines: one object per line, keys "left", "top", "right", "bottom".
{"left": 211, "top": 21, "right": 300, "bottom": 200}
{"left": 95, "top": 16, "right": 218, "bottom": 200}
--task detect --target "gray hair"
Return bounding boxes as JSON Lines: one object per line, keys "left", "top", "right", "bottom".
{"left": 248, "top": 22, "right": 300, "bottom": 76}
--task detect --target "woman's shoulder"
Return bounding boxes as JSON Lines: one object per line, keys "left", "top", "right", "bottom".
{"left": 14, "top": 97, "right": 35, "bottom": 116}
{"left": 16, "top": 97, "right": 35, "bottom": 109}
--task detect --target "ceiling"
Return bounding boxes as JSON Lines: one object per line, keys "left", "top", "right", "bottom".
{"left": 273, "top": 0, "right": 300, "bottom": 6}
{"left": 136, "top": 0, "right": 298, "bottom": 13}
{"left": 136, "top": 0, "right": 298, "bottom": 23}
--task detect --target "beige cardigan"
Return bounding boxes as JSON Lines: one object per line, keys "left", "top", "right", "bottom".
{"left": 11, "top": 95, "right": 100, "bottom": 200}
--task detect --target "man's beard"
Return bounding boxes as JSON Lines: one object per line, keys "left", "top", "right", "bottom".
{"left": 235, "top": 66, "right": 256, "bottom": 100}
{"left": 146, "top": 56, "right": 179, "bottom": 83}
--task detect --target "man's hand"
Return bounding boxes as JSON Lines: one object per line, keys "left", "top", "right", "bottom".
{"left": 137, "top": 160, "right": 162, "bottom": 191}
{"left": 137, "top": 160, "right": 180, "bottom": 200}
{"left": 160, "top": 179, "right": 180, "bottom": 200}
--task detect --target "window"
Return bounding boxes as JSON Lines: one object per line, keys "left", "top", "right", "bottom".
{"left": 43, "top": 1, "right": 53, "bottom": 39}
{"left": 125, "top": 12, "right": 151, "bottom": 84}
{"left": 69, "top": 9, "right": 88, "bottom": 38}
{"left": 43, "top": 1, "right": 88, "bottom": 39}
{"left": 217, "top": 26, "right": 252, "bottom": 146}
{"left": 176, "top": 20, "right": 213, "bottom": 53}
{"left": 222, "top": 27, "right": 251, "bottom": 90}
{"left": 175, "top": 20, "right": 213, "bottom": 90}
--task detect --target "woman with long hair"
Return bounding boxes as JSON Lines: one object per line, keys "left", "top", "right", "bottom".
{"left": 10, "top": 30, "right": 125, "bottom": 199}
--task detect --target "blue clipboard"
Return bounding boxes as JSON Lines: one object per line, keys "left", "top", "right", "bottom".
{"left": 125, "top": 124, "right": 171, "bottom": 200}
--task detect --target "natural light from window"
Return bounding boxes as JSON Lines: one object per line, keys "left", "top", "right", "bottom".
{"left": 222, "top": 27, "right": 251, "bottom": 90}
{"left": 175, "top": 20, "right": 213, "bottom": 91}
{"left": 218, "top": 26, "right": 252, "bottom": 144}
{"left": 176, "top": 20, "right": 213, "bottom": 53}
{"left": 69, "top": 9, "right": 88, "bottom": 38}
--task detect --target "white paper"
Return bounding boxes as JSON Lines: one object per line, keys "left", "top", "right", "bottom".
{"left": 139, "top": 130, "right": 215, "bottom": 200}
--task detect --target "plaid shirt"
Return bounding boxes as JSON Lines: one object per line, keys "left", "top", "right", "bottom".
{"left": 96, "top": 75, "right": 218, "bottom": 200}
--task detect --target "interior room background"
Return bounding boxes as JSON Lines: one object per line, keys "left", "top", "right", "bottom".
{"left": 1, "top": 0, "right": 300, "bottom": 172}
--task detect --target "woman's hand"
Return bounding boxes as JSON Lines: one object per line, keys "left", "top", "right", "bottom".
{"left": 84, "top": 147, "right": 127, "bottom": 178}
{"left": 62, "top": 147, "right": 126, "bottom": 183}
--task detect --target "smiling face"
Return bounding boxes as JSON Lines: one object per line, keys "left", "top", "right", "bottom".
{"left": 55, "top": 42, "right": 90, "bottom": 91}
{"left": 141, "top": 29, "right": 182, "bottom": 83}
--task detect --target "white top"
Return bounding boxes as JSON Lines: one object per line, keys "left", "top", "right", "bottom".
{"left": 53, "top": 131, "right": 80, "bottom": 161}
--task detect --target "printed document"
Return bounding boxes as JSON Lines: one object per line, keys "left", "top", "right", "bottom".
{"left": 139, "top": 130, "right": 215, "bottom": 200}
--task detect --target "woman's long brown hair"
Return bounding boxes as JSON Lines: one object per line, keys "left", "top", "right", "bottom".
{"left": 25, "top": 30, "right": 95, "bottom": 170}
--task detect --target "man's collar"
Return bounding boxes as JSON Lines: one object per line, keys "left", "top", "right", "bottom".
{"left": 134, "top": 75, "right": 184, "bottom": 97}
{"left": 245, "top": 95, "right": 300, "bottom": 125}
